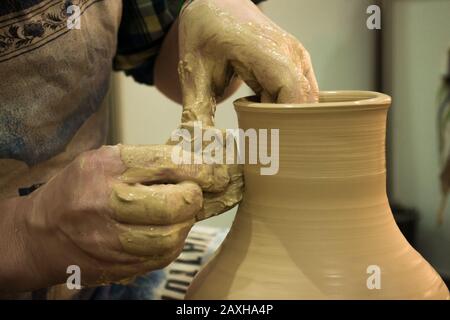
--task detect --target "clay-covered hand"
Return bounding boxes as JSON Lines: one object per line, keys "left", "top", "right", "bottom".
{"left": 7, "top": 145, "right": 235, "bottom": 291}
{"left": 178, "top": 0, "right": 319, "bottom": 125}
{"left": 167, "top": 123, "right": 244, "bottom": 221}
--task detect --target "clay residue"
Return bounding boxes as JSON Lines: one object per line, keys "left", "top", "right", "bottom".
{"left": 112, "top": 142, "right": 243, "bottom": 225}
{"left": 197, "top": 162, "right": 243, "bottom": 221}
{"left": 118, "top": 220, "right": 193, "bottom": 256}
{"left": 119, "top": 144, "right": 229, "bottom": 193}
{"left": 178, "top": 0, "right": 319, "bottom": 126}
{"left": 111, "top": 181, "right": 203, "bottom": 225}
{"left": 167, "top": 123, "right": 244, "bottom": 220}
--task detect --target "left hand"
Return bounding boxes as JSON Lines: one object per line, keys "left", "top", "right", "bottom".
{"left": 167, "top": 123, "right": 244, "bottom": 221}
{"left": 178, "top": 0, "right": 319, "bottom": 126}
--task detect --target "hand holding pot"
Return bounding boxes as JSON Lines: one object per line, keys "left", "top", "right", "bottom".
{"left": 178, "top": 0, "right": 319, "bottom": 126}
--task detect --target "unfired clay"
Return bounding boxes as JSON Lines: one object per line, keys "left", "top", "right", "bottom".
{"left": 186, "top": 91, "right": 450, "bottom": 299}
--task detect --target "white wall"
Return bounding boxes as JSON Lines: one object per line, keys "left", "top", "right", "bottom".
{"left": 112, "top": 0, "right": 377, "bottom": 228}
{"left": 260, "top": 0, "right": 377, "bottom": 91}
{"left": 383, "top": 0, "right": 450, "bottom": 276}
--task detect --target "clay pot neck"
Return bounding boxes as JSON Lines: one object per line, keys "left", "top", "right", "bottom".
{"left": 235, "top": 92, "right": 391, "bottom": 212}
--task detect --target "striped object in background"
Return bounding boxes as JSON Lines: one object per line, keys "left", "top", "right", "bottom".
{"left": 437, "top": 49, "right": 450, "bottom": 225}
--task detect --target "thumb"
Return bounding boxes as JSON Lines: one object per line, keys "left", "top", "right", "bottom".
{"left": 179, "top": 53, "right": 216, "bottom": 127}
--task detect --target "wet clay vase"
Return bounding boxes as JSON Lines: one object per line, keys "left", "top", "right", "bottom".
{"left": 186, "top": 91, "right": 450, "bottom": 299}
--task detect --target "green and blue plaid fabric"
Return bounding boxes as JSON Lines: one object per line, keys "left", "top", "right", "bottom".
{"left": 114, "top": 0, "right": 266, "bottom": 85}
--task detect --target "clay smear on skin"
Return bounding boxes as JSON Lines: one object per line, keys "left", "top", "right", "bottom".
{"left": 111, "top": 143, "right": 243, "bottom": 256}
{"left": 178, "top": 1, "right": 318, "bottom": 127}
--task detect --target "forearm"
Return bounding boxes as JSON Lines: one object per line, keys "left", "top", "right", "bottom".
{"left": 0, "top": 196, "right": 47, "bottom": 293}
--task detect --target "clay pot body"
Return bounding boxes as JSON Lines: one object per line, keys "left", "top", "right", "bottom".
{"left": 186, "top": 91, "right": 449, "bottom": 299}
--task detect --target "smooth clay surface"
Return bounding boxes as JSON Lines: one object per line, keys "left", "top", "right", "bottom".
{"left": 186, "top": 91, "right": 450, "bottom": 300}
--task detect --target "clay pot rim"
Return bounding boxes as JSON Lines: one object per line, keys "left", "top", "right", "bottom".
{"left": 234, "top": 91, "right": 391, "bottom": 113}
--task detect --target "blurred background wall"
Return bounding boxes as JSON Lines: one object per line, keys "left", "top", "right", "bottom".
{"left": 382, "top": 0, "right": 450, "bottom": 279}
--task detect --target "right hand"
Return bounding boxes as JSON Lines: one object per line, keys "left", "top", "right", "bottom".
{"left": 13, "top": 144, "right": 239, "bottom": 291}
{"left": 178, "top": 0, "right": 319, "bottom": 126}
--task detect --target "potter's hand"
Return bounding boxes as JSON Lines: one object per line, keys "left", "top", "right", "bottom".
{"left": 167, "top": 123, "right": 244, "bottom": 221}
{"left": 0, "top": 145, "right": 231, "bottom": 292}
{"left": 119, "top": 143, "right": 242, "bottom": 221}
{"left": 178, "top": 0, "right": 319, "bottom": 125}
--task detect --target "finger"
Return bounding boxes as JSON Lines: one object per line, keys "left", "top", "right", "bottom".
{"left": 276, "top": 42, "right": 319, "bottom": 104}
{"left": 196, "top": 164, "right": 244, "bottom": 221}
{"left": 269, "top": 39, "right": 317, "bottom": 104}
{"left": 179, "top": 54, "right": 216, "bottom": 126}
{"left": 179, "top": 56, "right": 234, "bottom": 125}
{"left": 297, "top": 44, "right": 319, "bottom": 103}
{"left": 117, "top": 220, "right": 192, "bottom": 256}
{"left": 259, "top": 55, "right": 313, "bottom": 104}
{"left": 212, "top": 57, "right": 236, "bottom": 100}
{"left": 230, "top": 60, "right": 278, "bottom": 103}
{"left": 84, "top": 244, "right": 185, "bottom": 286}
{"left": 119, "top": 144, "right": 229, "bottom": 192}
{"left": 233, "top": 50, "right": 307, "bottom": 104}
{"left": 276, "top": 73, "right": 311, "bottom": 104}
{"left": 261, "top": 91, "right": 275, "bottom": 103}
{"left": 178, "top": 3, "right": 214, "bottom": 125}
{"left": 111, "top": 181, "right": 203, "bottom": 225}
{"left": 230, "top": 33, "right": 318, "bottom": 104}
{"left": 167, "top": 123, "right": 230, "bottom": 164}
{"left": 230, "top": 60, "right": 263, "bottom": 97}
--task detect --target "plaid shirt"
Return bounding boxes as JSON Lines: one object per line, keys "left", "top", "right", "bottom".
{"left": 114, "top": 0, "right": 266, "bottom": 85}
